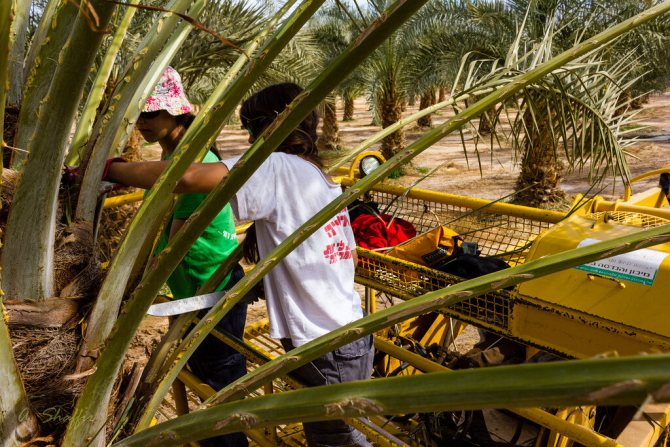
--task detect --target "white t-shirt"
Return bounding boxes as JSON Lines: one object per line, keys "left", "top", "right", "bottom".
{"left": 223, "top": 153, "right": 363, "bottom": 346}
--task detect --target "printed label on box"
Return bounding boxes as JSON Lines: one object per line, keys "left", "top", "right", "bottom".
{"left": 575, "top": 238, "right": 668, "bottom": 286}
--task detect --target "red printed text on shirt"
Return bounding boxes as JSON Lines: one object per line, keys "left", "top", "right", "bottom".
{"left": 323, "top": 240, "right": 353, "bottom": 264}
{"left": 323, "top": 210, "right": 351, "bottom": 238}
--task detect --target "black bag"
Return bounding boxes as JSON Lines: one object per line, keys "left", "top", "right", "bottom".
{"left": 432, "top": 252, "right": 510, "bottom": 280}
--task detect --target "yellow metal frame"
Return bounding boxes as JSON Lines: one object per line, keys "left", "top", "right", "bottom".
{"left": 103, "top": 190, "right": 144, "bottom": 209}
{"left": 344, "top": 173, "right": 670, "bottom": 445}
{"left": 120, "top": 164, "right": 670, "bottom": 445}
{"left": 591, "top": 196, "right": 670, "bottom": 220}
{"left": 623, "top": 165, "right": 670, "bottom": 201}
{"left": 340, "top": 178, "right": 567, "bottom": 224}
{"left": 356, "top": 247, "right": 670, "bottom": 358}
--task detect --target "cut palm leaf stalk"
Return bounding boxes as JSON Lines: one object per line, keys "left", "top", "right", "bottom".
{"left": 2, "top": 0, "right": 117, "bottom": 302}
{"left": 132, "top": 0, "right": 432, "bottom": 430}
{"left": 6, "top": 0, "right": 29, "bottom": 108}
{"left": 115, "top": 353, "right": 670, "bottom": 447}
{"left": 66, "top": 0, "right": 140, "bottom": 167}
{"left": 12, "top": 0, "right": 79, "bottom": 168}
{"left": 194, "top": 2, "right": 670, "bottom": 406}
{"left": 0, "top": 0, "right": 12, "bottom": 141}
{"left": 65, "top": 1, "right": 330, "bottom": 444}
{"left": 75, "top": 0, "right": 208, "bottom": 374}
{"left": 75, "top": 0, "right": 200, "bottom": 222}
{"left": 0, "top": 2, "right": 38, "bottom": 445}
{"left": 22, "top": 0, "right": 58, "bottom": 82}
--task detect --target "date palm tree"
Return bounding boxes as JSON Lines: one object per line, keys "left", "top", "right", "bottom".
{"left": 308, "top": 2, "right": 370, "bottom": 149}
{"left": 2, "top": 1, "right": 670, "bottom": 446}
{"left": 410, "top": 0, "right": 669, "bottom": 206}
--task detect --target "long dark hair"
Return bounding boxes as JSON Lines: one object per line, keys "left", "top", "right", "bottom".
{"left": 240, "top": 82, "right": 320, "bottom": 166}
{"left": 241, "top": 82, "right": 320, "bottom": 263}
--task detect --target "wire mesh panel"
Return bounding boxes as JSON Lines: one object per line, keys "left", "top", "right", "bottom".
{"left": 356, "top": 249, "right": 512, "bottom": 331}
{"left": 586, "top": 211, "right": 670, "bottom": 228}
{"left": 350, "top": 186, "right": 566, "bottom": 332}
{"left": 366, "top": 190, "right": 554, "bottom": 265}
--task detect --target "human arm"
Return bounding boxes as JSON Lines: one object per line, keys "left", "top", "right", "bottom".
{"left": 106, "top": 160, "right": 229, "bottom": 194}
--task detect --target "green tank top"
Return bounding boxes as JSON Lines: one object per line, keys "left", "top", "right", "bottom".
{"left": 153, "top": 150, "right": 238, "bottom": 298}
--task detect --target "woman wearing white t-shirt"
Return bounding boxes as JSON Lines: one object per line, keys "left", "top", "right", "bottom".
{"left": 107, "top": 83, "right": 373, "bottom": 447}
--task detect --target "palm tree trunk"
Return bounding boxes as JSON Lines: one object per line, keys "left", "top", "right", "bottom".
{"left": 318, "top": 98, "right": 340, "bottom": 150}
{"left": 12, "top": 0, "right": 79, "bottom": 168}
{"left": 379, "top": 81, "right": 404, "bottom": 160}
{"left": 343, "top": 94, "right": 355, "bottom": 121}
{"left": 417, "top": 88, "right": 434, "bottom": 127}
{"left": 2, "top": 0, "right": 116, "bottom": 301}
{"left": 514, "top": 100, "right": 565, "bottom": 207}
{"left": 0, "top": 5, "right": 38, "bottom": 442}
{"left": 438, "top": 87, "right": 446, "bottom": 102}
{"left": 478, "top": 109, "right": 493, "bottom": 134}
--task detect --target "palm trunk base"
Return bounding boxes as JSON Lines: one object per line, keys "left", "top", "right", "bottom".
{"left": 10, "top": 325, "right": 84, "bottom": 442}
{"left": 379, "top": 90, "right": 405, "bottom": 159}
{"left": 513, "top": 163, "right": 566, "bottom": 207}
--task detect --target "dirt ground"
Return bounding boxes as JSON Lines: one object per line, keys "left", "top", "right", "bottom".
{"left": 134, "top": 91, "right": 670, "bottom": 421}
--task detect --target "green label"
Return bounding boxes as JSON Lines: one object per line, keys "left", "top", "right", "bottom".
{"left": 575, "top": 238, "right": 668, "bottom": 286}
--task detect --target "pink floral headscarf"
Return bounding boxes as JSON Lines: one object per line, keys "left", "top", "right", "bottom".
{"left": 143, "top": 66, "right": 193, "bottom": 116}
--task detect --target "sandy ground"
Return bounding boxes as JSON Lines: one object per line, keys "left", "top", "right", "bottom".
{"left": 134, "top": 91, "right": 670, "bottom": 422}
{"left": 213, "top": 92, "right": 670, "bottom": 201}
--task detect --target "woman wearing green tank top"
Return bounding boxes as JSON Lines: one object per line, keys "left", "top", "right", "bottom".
{"left": 135, "top": 67, "right": 248, "bottom": 447}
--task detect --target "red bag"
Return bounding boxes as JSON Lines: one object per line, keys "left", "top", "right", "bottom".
{"left": 351, "top": 213, "right": 416, "bottom": 250}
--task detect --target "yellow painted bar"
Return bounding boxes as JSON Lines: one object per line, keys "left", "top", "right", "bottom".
{"left": 171, "top": 380, "right": 189, "bottom": 416}
{"left": 591, "top": 197, "right": 670, "bottom": 221}
{"left": 339, "top": 178, "right": 567, "bottom": 223}
{"left": 178, "top": 355, "right": 283, "bottom": 447}
{"left": 178, "top": 368, "right": 216, "bottom": 398}
{"left": 623, "top": 166, "right": 670, "bottom": 200}
{"left": 236, "top": 222, "right": 252, "bottom": 234}
{"left": 102, "top": 190, "right": 253, "bottom": 235}
{"left": 373, "top": 337, "right": 623, "bottom": 447}
{"left": 102, "top": 191, "right": 144, "bottom": 208}
{"left": 513, "top": 409, "right": 621, "bottom": 447}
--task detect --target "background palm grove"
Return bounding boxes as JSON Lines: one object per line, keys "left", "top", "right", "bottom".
{"left": 2, "top": 0, "right": 670, "bottom": 446}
